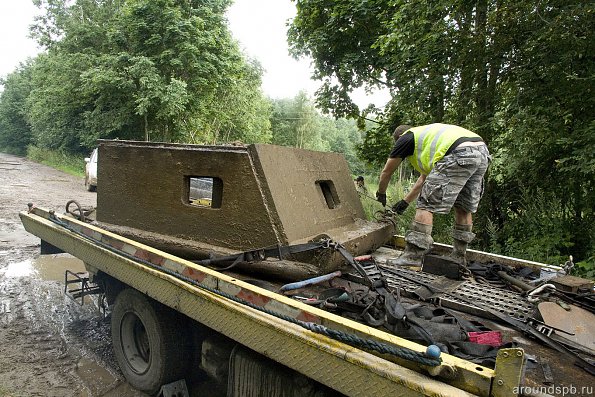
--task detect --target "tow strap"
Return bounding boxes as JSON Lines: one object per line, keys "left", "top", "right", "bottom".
{"left": 193, "top": 238, "right": 441, "bottom": 346}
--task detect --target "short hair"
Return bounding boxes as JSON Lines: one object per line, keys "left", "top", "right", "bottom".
{"left": 355, "top": 176, "right": 364, "bottom": 182}
{"left": 393, "top": 124, "right": 413, "bottom": 141}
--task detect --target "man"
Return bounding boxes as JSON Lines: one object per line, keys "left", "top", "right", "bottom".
{"left": 375, "top": 123, "right": 491, "bottom": 270}
{"left": 354, "top": 175, "right": 367, "bottom": 193}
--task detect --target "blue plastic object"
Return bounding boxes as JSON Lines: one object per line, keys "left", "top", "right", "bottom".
{"left": 426, "top": 344, "right": 442, "bottom": 359}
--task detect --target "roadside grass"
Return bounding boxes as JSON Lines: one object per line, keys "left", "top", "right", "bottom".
{"left": 0, "top": 386, "right": 17, "bottom": 397}
{"left": 27, "top": 146, "right": 86, "bottom": 178}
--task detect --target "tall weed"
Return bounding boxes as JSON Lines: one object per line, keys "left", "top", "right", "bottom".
{"left": 498, "top": 187, "right": 578, "bottom": 266}
{"left": 574, "top": 257, "right": 594, "bottom": 279}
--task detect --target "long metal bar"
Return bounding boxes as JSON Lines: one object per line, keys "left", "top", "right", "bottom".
{"left": 496, "top": 271, "right": 534, "bottom": 291}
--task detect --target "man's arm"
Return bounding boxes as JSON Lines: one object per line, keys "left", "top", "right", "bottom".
{"left": 404, "top": 174, "right": 426, "bottom": 203}
{"left": 391, "top": 174, "right": 426, "bottom": 213}
{"left": 377, "top": 157, "right": 402, "bottom": 193}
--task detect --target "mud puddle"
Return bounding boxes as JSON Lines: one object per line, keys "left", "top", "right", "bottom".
{"left": 3, "top": 254, "right": 85, "bottom": 280}
{"left": 0, "top": 253, "right": 146, "bottom": 396}
{"left": 0, "top": 153, "right": 151, "bottom": 396}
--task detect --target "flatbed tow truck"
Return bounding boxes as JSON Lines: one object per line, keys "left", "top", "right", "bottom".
{"left": 19, "top": 140, "right": 594, "bottom": 397}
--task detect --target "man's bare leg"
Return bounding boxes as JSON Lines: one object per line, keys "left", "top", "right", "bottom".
{"left": 414, "top": 208, "right": 434, "bottom": 225}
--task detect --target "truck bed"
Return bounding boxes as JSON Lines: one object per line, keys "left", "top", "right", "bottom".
{"left": 19, "top": 206, "right": 594, "bottom": 396}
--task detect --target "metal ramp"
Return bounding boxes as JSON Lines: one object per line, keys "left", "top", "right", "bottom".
{"left": 378, "top": 266, "right": 535, "bottom": 322}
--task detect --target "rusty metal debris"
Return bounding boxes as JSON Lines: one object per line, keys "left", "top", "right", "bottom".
{"left": 550, "top": 275, "right": 594, "bottom": 294}
{"left": 341, "top": 258, "right": 595, "bottom": 375}
{"left": 541, "top": 359, "right": 554, "bottom": 385}
{"left": 538, "top": 301, "right": 595, "bottom": 354}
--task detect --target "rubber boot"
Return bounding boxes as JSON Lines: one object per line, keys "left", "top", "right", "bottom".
{"left": 450, "top": 224, "right": 475, "bottom": 279}
{"left": 389, "top": 221, "right": 434, "bottom": 268}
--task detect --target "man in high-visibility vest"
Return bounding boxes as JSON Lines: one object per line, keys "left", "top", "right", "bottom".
{"left": 375, "top": 123, "right": 491, "bottom": 272}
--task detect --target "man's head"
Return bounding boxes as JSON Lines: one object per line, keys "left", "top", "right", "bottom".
{"left": 355, "top": 175, "right": 364, "bottom": 186}
{"left": 393, "top": 124, "right": 413, "bottom": 142}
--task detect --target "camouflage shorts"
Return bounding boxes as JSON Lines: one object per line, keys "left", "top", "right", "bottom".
{"left": 417, "top": 144, "right": 491, "bottom": 214}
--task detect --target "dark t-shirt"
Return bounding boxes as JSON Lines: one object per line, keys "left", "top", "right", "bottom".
{"left": 389, "top": 132, "right": 483, "bottom": 159}
{"left": 389, "top": 132, "right": 414, "bottom": 159}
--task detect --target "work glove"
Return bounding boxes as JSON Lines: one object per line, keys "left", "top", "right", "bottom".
{"left": 375, "top": 191, "right": 387, "bottom": 206}
{"left": 392, "top": 199, "right": 409, "bottom": 215}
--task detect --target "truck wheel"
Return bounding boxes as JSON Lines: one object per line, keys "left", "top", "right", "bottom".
{"left": 84, "top": 175, "right": 96, "bottom": 192}
{"left": 111, "top": 288, "right": 190, "bottom": 396}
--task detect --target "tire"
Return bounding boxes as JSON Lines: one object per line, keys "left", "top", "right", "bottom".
{"left": 111, "top": 288, "right": 190, "bottom": 395}
{"left": 84, "top": 175, "right": 96, "bottom": 192}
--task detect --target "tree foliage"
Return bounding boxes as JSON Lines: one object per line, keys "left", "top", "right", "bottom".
{"left": 270, "top": 92, "right": 366, "bottom": 173}
{"left": 289, "top": 0, "right": 595, "bottom": 265}
{"left": 1, "top": 0, "right": 272, "bottom": 153}
{"left": 0, "top": 63, "right": 34, "bottom": 155}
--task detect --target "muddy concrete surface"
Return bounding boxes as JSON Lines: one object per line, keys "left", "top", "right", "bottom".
{"left": 0, "top": 152, "right": 146, "bottom": 397}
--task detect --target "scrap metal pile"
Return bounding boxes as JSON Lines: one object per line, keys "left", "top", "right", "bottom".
{"left": 276, "top": 250, "right": 595, "bottom": 378}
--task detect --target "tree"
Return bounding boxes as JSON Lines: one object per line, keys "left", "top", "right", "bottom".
{"left": 288, "top": 0, "right": 392, "bottom": 120}
{"left": 0, "top": 63, "right": 34, "bottom": 155}
{"left": 24, "top": 0, "right": 272, "bottom": 152}
{"left": 27, "top": 52, "right": 98, "bottom": 151}
{"left": 199, "top": 59, "right": 272, "bottom": 145}
{"left": 271, "top": 91, "right": 325, "bottom": 150}
{"left": 488, "top": 1, "right": 595, "bottom": 263}
{"left": 289, "top": 0, "right": 512, "bottom": 138}
{"left": 289, "top": 0, "right": 595, "bottom": 265}
{"left": 270, "top": 92, "right": 366, "bottom": 173}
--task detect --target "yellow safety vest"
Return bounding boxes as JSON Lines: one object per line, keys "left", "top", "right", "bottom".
{"left": 408, "top": 123, "right": 480, "bottom": 174}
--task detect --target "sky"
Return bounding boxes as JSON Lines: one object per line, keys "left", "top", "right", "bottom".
{"left": 226, "top": 0, "right": 320, "bottom": 99}
{"left": 0, "top": 1, "right": 40, "bottom": 77}
{"left": 0, "top": 0, "right": 389, "bottom": 108}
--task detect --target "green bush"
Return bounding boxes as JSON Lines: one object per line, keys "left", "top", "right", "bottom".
{"left": 573, "top": 257, "right": 595, "bottom": 280}
{"left": 488, "top": 186, "right": 594, "bottom": 269}
{"left": 0, "top": 144, "right": 28, "bottom": 156}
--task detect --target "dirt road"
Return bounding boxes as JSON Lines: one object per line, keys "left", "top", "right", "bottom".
{"left": 0, "top": 152, "right": 146, "bottom": 397}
